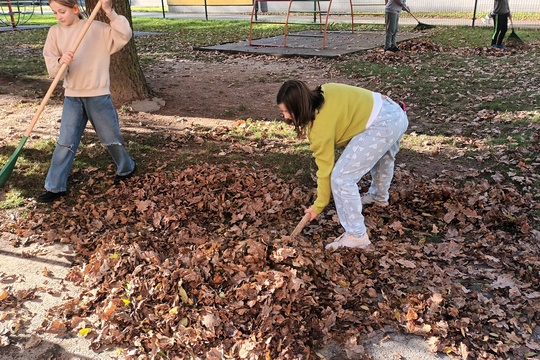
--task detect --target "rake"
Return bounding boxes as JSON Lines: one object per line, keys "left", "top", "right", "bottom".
{"left": 291, "top": 213, "right": 311, "bottom": 239}
{"left": 406, "top": 9, "right": 436, "bottom": 31}
{"left": 507, "top": 18, "right": 524, "bottom": 44}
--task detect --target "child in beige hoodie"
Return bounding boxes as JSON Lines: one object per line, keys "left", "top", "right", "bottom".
{"left": 38, "top": 0, "right": 136, "bottom": 203}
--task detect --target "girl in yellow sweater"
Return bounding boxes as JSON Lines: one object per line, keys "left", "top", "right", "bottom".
{"left": 37, "top": 0, "right": 135, "bottom": 203}
{"left": 277, "top": 80, "right": 408, "bottom": 250}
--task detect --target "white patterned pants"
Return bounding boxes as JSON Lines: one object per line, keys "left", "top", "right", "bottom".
{"left": 330, "top": 98, "right": 408, "bottom": 236}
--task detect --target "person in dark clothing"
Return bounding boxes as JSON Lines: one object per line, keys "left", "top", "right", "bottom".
{"left": 491, "top": 0, "right": 512, "bottom": 49}
{"left": 384, "top": 0, "right": 409, "bottom": 52}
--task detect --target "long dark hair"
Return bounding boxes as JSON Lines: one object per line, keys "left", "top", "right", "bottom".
{"left": 276, "top": 80, "right": 324, "bottom": 137}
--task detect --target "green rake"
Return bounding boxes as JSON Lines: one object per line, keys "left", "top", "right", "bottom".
{"left": 507, "top": 18, "right": 524, "bottom": 44}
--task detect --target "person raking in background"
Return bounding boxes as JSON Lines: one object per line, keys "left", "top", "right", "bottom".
{"left": 37, "top": 0, "right": 136, "bottom": 203}
{"left": 491, "top": 0, "right": 511, "bottom": 50}
{"left": 384, "top": 0, "right": 409, "bottom": 52}
{"left": 277, "top": 80, "right": 408, "bottom": 250}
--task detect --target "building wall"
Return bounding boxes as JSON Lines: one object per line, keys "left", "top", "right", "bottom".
{"left": 130, "top": 0, "right": 166, "bottom": 6}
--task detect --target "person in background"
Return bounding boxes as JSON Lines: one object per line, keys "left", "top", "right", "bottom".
{"left": 384, "top": 0, "right": 409, "bottom": 52}
{"left": 276, "top": 80, "right": 408, "bottom": 251}
{"left": 38, "top": 0, "right": 136, "bottom": 203}
{"left": 491, "top": 0, "right": 511, "bottom": 50}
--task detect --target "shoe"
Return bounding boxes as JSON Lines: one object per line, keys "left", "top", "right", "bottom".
{"left": 36, "top": 191, "right": 67, "bottom": 203}
{"left": 361, "top": 193, "right": 389, "bottom": 207}
{"left": 496, "top": 45, "right": 506, "bottom": 50}
{"left": 325, "top": 232, "right": 371, "bottom": 250}
{"left": 114, "top": 163, "right": 136, "bottom": 183}
{"left": 389, "top": 46, "right": 400, "bottom": 52}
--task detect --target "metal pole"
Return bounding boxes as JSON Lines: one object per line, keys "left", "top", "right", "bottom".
{"left": 204, "top": 0, "right": 208, "bottom": 20}
{"left": 7, "top": 0, "right": 16, "bottom": 28}
{"left": 161, "top": 0, "right": 165, "bottom": 18}
{"left": 472, "top": 0, "right": 478, "bottom": 28}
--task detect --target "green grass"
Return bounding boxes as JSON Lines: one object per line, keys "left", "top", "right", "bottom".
{"left": 131, "top": 7, "right": 170, "bottom": 13}
{"left": 0, "top": 140, "right": 53, "bottom": 201}
{"left": 485, "top": 112, "right": 539, "bottom": 149}
{"left": 228, "top": 119, "right": 297, "bottom": 140}
{"left": 0, "top": 28, "right": 49, "bottom": 76}
{"left": 350, "top": 11, "right": 540, "bottom": 21}
{"left": 409, "top": 12, "right": 540, "bottom": 21}
{"left": 430, "top": 26, "right": 540, "bottom": 47}
{"left": 0, "top": 189, "right": 25, "bottom": 209}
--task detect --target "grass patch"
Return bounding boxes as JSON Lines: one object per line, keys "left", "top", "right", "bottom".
{"left": 0, "top": 28, "right": 49, "bottom": 77}
{"left": 131, "top": 7, "right": 169, "bottom": 13}
{"left": 0, "top": 139, "right": 54, "bottom": 201}
{"left": 429, "top": 26, "right": 540, "bottom": 47}
{"left": 401, "top": 11, "right": 540, "bottom": 21}
{"left": 228, "top": 119, "right": 297, "bottom": 140}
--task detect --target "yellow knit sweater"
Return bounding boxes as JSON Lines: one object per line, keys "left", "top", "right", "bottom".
{"left": 43, "top": 11, "right": 132, "bottom": 97}
{"left": 308, "top": 83, "right": 382, "bottom": 213}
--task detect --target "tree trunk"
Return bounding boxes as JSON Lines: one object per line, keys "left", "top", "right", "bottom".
{"left": 85, "top": 0, "right": 152, "bottom": 105}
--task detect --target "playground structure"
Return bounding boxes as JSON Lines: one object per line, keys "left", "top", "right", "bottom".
{"left": 168, "top": 0, "right": 385, "bottom": 48}
{"left": 0, "top": 0, "right": 35, "bottom": 27}
{"left": 249, "top": 0, "right": 335, "bottom": 48}
{"left": 0, "top": 0, "right": 86, "bottom": 27}
{"left": 249, "top": 0, "right": 384, "bottom": 48}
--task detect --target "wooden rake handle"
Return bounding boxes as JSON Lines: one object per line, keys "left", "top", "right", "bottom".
{"left": 23, "top": 0, "right": 103, "bottom": 137}
{"left": 291, "top": 213, "right": 311, "bottom": 238}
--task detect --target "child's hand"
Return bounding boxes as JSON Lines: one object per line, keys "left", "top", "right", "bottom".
{"left": 305, "top": 207, "right": 318, "bottom": 221}
{"left": 59, "top": 51, "right": 75, "bottom": 66}
{"left": 101, "top": 0, "right": 113, "bottom": 15}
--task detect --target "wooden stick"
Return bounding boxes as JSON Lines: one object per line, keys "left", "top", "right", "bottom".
{"left": 291, "top": 213, "right": 311, "bottom": 238}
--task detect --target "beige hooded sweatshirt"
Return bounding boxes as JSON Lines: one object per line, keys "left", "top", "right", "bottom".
{"left": 43, "top": 10, "right": 132, "bottom": 97}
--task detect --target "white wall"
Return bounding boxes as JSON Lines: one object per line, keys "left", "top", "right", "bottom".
{"left": 130, "top": 0, "right": 165, "bottom": 6}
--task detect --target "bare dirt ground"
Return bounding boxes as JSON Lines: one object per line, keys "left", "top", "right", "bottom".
{"left": 0, "top": 50, "right": 452, "bottom": 360}
{"left": 0, "top": 53, "right": 349, "bottom": 146}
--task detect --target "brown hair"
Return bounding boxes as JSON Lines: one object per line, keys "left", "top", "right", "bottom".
{"left": 49, "top": 0, "right": 84, "bottom": 19}
{"left": 276, "top": 80, "right": 324, "bottom": 137}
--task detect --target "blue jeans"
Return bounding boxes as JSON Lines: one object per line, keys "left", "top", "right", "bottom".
{"left": 385, "top": 11, "right": 400, "bottom": 50}
{"left": 45, "top": 95, "right": 135, "bottom": 192}
{"left": 330, "top": 98, "right": 408, "bottom": 236}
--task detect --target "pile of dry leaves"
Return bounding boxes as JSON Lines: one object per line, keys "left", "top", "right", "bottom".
{"left": 2, "top": 147, "right": 539, "bottom": 359}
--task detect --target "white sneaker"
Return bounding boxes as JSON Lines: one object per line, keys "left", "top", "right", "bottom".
{"left": 361, "top": 193, "right": 389, "bottom": 207}
{"left": 325, "top": 232, "right": 371, "bottom": 250}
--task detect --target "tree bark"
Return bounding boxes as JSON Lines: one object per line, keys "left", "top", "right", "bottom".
{"left": 85, "top": 0, "right": 152, "bottom": 105}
